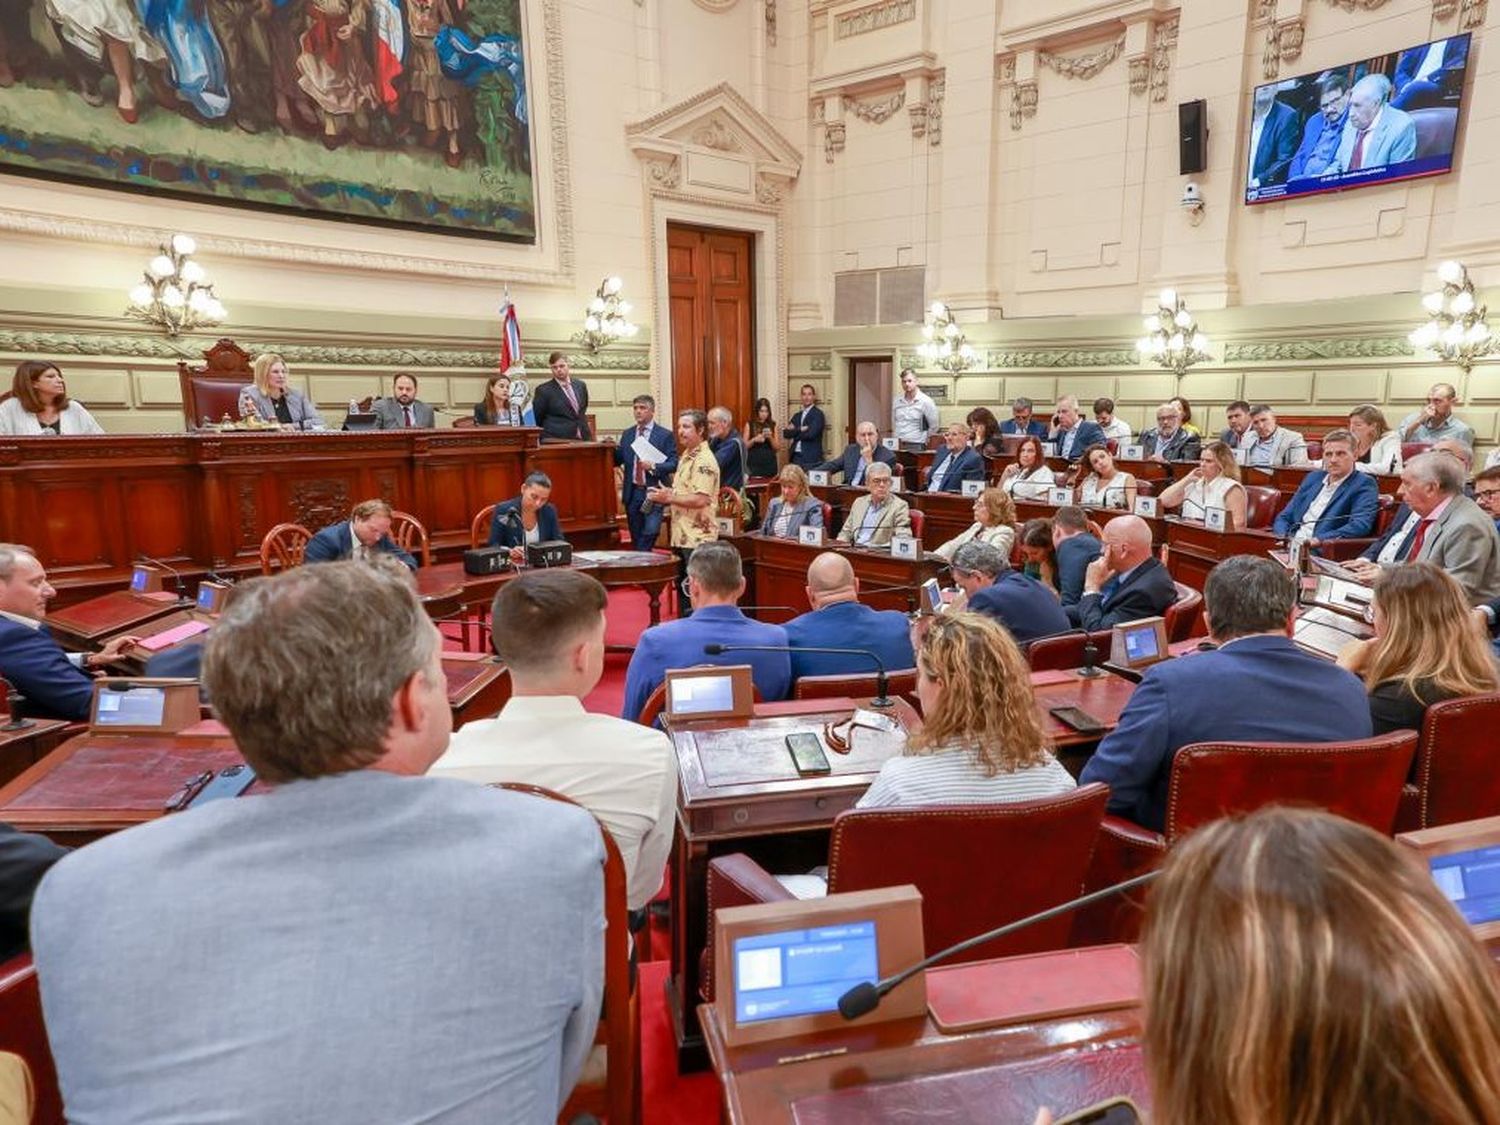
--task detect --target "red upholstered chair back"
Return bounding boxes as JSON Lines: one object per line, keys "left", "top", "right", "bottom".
{"left": 259, "top": 523, "right": 311, "bottom": 576}
{"left": 0, "top": 956, "right": 61, "bottom": 1125}
{"left": 1134, "top": 478, "right": 1155, "bottom": 497}
{"left": 469, "top": 504, "right": 496, "bottom": 550}
{"left": 177, "top": 338, "right": 255, "bottom": 428}
{"left": 1411, "top": 106, "right": 1458, "bottom": 158}
{"left": 1163, "top": 582, "right": 1202, "bottom": 642}
{"left": 1026, "top": 630, "right": 1112, "bottom": 672}
{"left": 1374, "top": 493, "right": 1399, "bottom": 535}
{"left": 1243, "top": 485, "right": 1282, "bottom": 529}
{"left": 821, "top": 501, "right": 833, "bottom": 529}
{"left": 1401, "top": 441, "right": 1433, "bottom": 461}
{"left": 1412, "top": 693, "right": 1500, "bottom": 829}
{"left": 1163, "top": 732, "right": 1418, "bottom": 843}
{"left": 826, "top": 783, "right": 1110, "bottom": 962}
{"left": 908, "top": 509, "right": 925, "bottom": 541}
{"left": 389, "top": 510, "right": 431, "bottom": 568}
{"left": 1304, "top": 439, "right": 1323, "bottom": 461}
{"left": 792, "top": 669, "right": 917, "bottom": 702}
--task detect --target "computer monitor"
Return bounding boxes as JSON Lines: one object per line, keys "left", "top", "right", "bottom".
{"left": 129, "top": 565, "right": 163, "bottom": 594}
{"left": 195, "top": 581, "right": 230, "bottom": 614}
{"left": 1109, "top": 617, "right": 1169, "bottom": 670}
{"left": 88, "top": 679, "right": 203, "bottom": 734}
{"left": 663, "top": 664, "right": 754, "bottom": 723}
{"left": 1398, "top": 815, "right": 1500, "bottom": 944}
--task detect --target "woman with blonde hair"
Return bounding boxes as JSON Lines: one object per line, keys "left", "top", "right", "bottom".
{"left": 1138, "top": 807, "right": 1500, "bottom": 1125}
{"left": 1158, "top": 440, "right": 1246, "bottom": 530}
{"left": 857, "top": 612, "right": 1075, "bottom": 807}
{"left": 759, "top": 463, "right": 823, "bottom": 539}
{"left": 1348, "top": 403, "right": 1403, "bottom": 474}
{"left": 1336, "top": 562, "right": 1500, "bottom": 734}
{"left": 933, "top": 487, "right": 1016, "bottom": 561}
{"left": 239, "top": 353, "right": 326, "bottom": 430}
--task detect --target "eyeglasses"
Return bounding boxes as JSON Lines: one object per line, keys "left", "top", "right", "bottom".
{"left": 1476, "top": 489, "right": 1500, "bottom": 501}
{"left": 163, "top": 769, "right": 214, "bottom": 812}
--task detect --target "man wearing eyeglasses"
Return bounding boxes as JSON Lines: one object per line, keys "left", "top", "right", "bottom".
{"left": 1473, "top": 466, "right": 1500, "bottom": 533}
{"left": 1289, "top": 72, "right": 1350, "bottom": 180}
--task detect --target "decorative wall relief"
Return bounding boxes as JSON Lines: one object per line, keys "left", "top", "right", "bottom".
{"left": 848, "top": 90, "right": 906, "bottom": 124}
{"left": 1038, "top": 36, "right": 1126, "bottom": 81}
{"left": 1150, "top": 19, "right": 1177, "bottom": 102}
{"left": 834, "top": 0, "right": 916, "bottom": 39}
{"left": 825, "top": 121, "right": 847, "bottom": 163}
{"left": 926, "top": 76, "right": 944, "bottom": 146}
{"left": 1011, "top": 81, "right": 1038, "bottom": 131}
{"left": 1263, "top": 17, "right": 1305, "bottom": 80}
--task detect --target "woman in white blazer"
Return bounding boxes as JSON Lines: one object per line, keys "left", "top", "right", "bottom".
{"left": 0, "top": 361, "right": 105, "bottom": 435}
{"left": 1347, "top": 405, "right": 1403, "bottom": 475}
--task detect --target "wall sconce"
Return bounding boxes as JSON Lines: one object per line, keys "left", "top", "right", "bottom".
{"left": 1409, "top": 260, "right": 1494, "bottom": 374}
{"left": 126, "top": 233, "right": 226, "bottom": 338}
{"left": 574, "top": 276, "right": 639, "bottom": 353}
{"left": 917, "top": 300, "right": 978, "bottom": 374}
{"left": 1136, "top": 288, "right": 1210, "bottom": 377}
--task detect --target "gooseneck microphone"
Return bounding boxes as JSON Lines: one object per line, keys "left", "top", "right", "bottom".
{"left": 137, "top": 555, "right": 191, "bottom": 604}
{"left": 703, "top": 642, "right": 892, "bottom": 708}
{"left": 836, "top": 870, "right": 1161, "bottom": 1021}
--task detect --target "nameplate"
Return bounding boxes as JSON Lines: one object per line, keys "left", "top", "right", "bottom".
{"left": 1232, "top": 446, "right": 1248, "bottom": 466}
{"left": 890, "top": 476, "right": 904, "bottom": 493}
{"left": 1121, "top": 444, "right": 1144, "bottom": 461}
{"left": 716, "top": 517, "right": 738, "bottom": 537}
{"left": 1041, "top": 443, "right": 1058, "bottom": 459}
{"left": 891, "top": 535, "right": 920, "bottom": 560}
{"left": 798, "top": 525, "right": 825, "bottom": 547}
{"left": 1133, "top": 496, "right": 1159, "bottom": 518}
{"left": 808, "top": 469, "right": 830, "bottom": 486}
{"left": 1205, "top": 506, "right": 1228, "bottom": 532}
{"left": 1048, "top": 487, "right": 1073, "bottom": 507}
{"left": 961, "top": 478, "right": 984, "bottom": 498}
{"left": 881, "top": 437, "right": 900, "bottom": 450}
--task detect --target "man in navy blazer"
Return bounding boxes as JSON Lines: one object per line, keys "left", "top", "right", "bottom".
{"left": 1052, "top": 507, "right": 1102, "bottom": 611}
{"left": 530, "top": 352, "right": 592, "bottom": 441}
{"left": 622, "top": 543, "right": 791, "bottom": 722}
{"left": 1047, "top": 396, "right": 1107, "bottom": 463}
{"left": 999, "top": 397, "right": 1049, "bottom": 439}
{"left": 614, "top": 394, "right": 678, "bottom": 551}
{"left": 783, "top": 553, "right": 914, "bottom": 680}
{"left": 926, "top": 423, "right": 986, "bottom": 493}
{"left": 1271, "top": 430, "right": 1379, "bottom": 545}
{"left": 0, "top": 544, "right": 137, "bottom": 721}
{"left": 1249, "top": 86, "right": 1300, "bottom": 188}
{"left": 954, "top": 542, "right": 1070, "bottom": 645}
{"left": 782, "top": 384, "right": 827, "bottom": 469}
{"left": 1074, "top": 515, "right": 1178, "bottom": 631}
{"left": 1080, "top": 556, "right": 1372, "bottom": 832}
{"left": 305, "top": 500, "right": 419, "bottom": 570}
{"left": 819, "top": 420, "right": 897, "bottom": 486}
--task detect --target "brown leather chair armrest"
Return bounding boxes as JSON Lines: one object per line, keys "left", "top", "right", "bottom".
{"left": 1070, "top": 815, "right": 1166, "bottom": 948}
{"left": 702, "top": 855, "right": 796, "bottom": 1002}
{"left": 1318, "top": 538, "right": 1377, "bottom": 562}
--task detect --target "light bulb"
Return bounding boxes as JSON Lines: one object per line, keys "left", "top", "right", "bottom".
{"left": 179, "top": 261, "right": 205, "bottom": 285}
{"left": 171, "top": 233, "right": 197, "bottom": 256}
{"left": 207, "top": 299, "right": 226, "bottom": 321}
{"left": 1413, "top": 323, "right": 1439, "bottom": 347}
{"left": 1422, "top": 292, "right": 1444, "bottom": 314}
{"left": 148, "top": 255, "right": 176, "bottom": 279}
{"left": 618, "top": 302, "right": 632, "bottom": 316}
{"left": 1158, "top": 288, "right": 1177, "bottom": 309}
{"left": 1466, "top": 322, "right": 1490, "bottom": 344}
{"left": 1169, "top": 332, "right": 1185, "bottom": 352}
{"left": 1142, "top": 316, "right": 1157, "bottom": 332}
{"left": 1174, "top": 309, "right": 1192, "bottom": 328}
{"left": 188, "top": 289, "right": 211, "bottom": 313}
{"left": 161, "top": 286, "right": 185, "bottom": 308}
{"left": 944, "top": 322, "right": 959, "bottom": 338}
{"left": 929, "top": 301, "right": 945, "bottom": 318}
{"left": 1438, "top": 260, "right": 1464, "bottom": 285}
{"left": 607, "top": 276, "right": 624, "bottom": 295}
{"left": 625, "top": 323, "right": 640, "bottom": 337}
{"left": 1443, "top": 323, "right": 1464, "bottom": 346}
{"left": 1452, "top": 290, "right": 1475, "bottom": 315}
{"left": 921, "top": 324, "right": 934, "bottom": 339}
{"left": 128, "top": 283, "right": 154, "bottom": 307}
{"left": 584, "top": 315, "right": 600, "bottom": 332}
{"left": 1190, "top": 333, "right": 1209, "bottom": 354}
{"left": 588, "top": 297, "right": 605, "bottom": 314}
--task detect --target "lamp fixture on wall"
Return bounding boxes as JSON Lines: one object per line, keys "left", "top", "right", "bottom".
{"left": 574, "top": 276, "right": 639, "bottom": 353}
{"left": 1409, "top": 260, "right": 1493, "bottom": 374}
{"left": 917, "top": 301, "right": 978, "bottom": 374}
{"left": 1136, "top": 288, "right": 1210, "bottom": 377}
{"left": 126, "top": 234, "right": 226, "bottom": 338}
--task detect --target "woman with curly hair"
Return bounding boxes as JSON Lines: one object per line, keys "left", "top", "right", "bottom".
{"left": 857, "top": 612, "right": 1075, "bottom": 807}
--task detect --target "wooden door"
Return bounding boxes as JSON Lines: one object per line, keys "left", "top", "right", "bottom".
{"left": 667, "top": 223, "right": 755, "bottom": 428}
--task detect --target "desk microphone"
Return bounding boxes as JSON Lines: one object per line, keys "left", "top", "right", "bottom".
{"left": 137, "top": 555, "right": 192, "bottom": 605}
{"left": 0, "top": 680, "right": 33, "bottom": 732}
{"left": 1080, "top": 632, "right": 1103, "bottom": 679}
{"left": 703, "top": 642, "right": 893, "bottom": 708}
{"left": 836, "top": 870, "right": 1161, "bottom": 1021}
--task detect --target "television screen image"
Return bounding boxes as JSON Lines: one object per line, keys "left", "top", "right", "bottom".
{"left": 1244, "top": 33, "right": 1469, "bottom": 205}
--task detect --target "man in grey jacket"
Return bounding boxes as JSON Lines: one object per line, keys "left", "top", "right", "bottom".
{"left": 373, "top": 372, "right": 438, "bottom": 429}
{"left": 31, "top": 560, "right": 605, "bottom": 1124}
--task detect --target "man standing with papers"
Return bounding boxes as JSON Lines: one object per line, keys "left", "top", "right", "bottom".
{"left": 614, "top": 394, "right": 678, "bottom": 552}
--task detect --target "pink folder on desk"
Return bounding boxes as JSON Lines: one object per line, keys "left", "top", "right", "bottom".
{"left": 137, "top": 619, "right": 211, "bottom": 652}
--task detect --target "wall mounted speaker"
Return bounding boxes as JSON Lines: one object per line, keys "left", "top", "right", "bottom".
{"left": 1179, "top": 100, "right": 1207, "bottom": 175}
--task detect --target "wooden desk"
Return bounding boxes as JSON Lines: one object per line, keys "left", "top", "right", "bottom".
{"left": 1031, "top": 671, "right": 1137, "bottom": 749}
{"left": 1164, "top": 518, "right": 1282, "bottom": 590}
{"left": 442, "top": 655, "right": 511, "bottom": 728}
{"left": 731, "top": 536, "right": 942, "bottom": 624}
{"left": 666, "top": 697, "right": 920, "bottom": 1066}
{"left": 44, "top": 591, "right": 185, "bottom": 649}
{"left": 0, "top": 719, "right": 72, "bottom": 789}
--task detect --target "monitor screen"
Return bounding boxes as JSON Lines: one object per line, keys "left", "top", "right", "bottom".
{"left": 95, "top": 686, "right": 167, "bottom": 727}
{"left": 733, "top": 920, "right": 878, "bottom": 1025}
{"left": 195, "top": 585, "right": 217, "bottom": 611}
{"left": 130, "top": 567, "right": 150, "bottom": 592}
{"left": 1123, "top": 624, "right": 1159, "bottom": 663}
{"left": 921, "top": 579, "right": 943, "bottom": 614}
{"left": 1429, "top": 844, "right": 1500, "bottom": 927}
{"left": 1244, "top": 33, "right": 1469, "bottom": 205}
{"left": 668, "top": 674, "right": 734, "bottom": 715}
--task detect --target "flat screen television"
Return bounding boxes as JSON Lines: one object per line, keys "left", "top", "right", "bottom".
{"left": 1244, "top": 32, "right": 1470, "bottom": 205}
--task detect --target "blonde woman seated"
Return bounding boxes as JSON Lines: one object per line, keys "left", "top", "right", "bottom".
{"left": 0, "top": 361, "right": 104, "bottom": 435}
{"left": 1074, "top": 443, "right": 1137, "bottom": 510}
{"left": 760, "top": 464, "right": 824, "bottom": 539}
{"left": 860, "top": 612, "right": 1076, "bottom": 807}
{"left": 1347, "top": 403, "right": 1403, "bottom": 475}
{"left": 836, "top": 462, "right": 912, "bottom": 547}
{"left": 238, "top": 353, "right": 326, "bottom": 431}
{"left": 998, "top": 435, "right": 1055, "bottom": 501}
{"left": 1335, "top": 563, "right": 1499, "bottom": 735}
{"left": 1157, "top": 441, "right": 1246, "bottom": 530}
{"left": 933, "top": 487, "right": 1017, "bottom": 561}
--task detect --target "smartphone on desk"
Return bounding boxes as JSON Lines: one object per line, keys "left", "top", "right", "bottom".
{"left": 1054, "top": 1097, "right": 1142, "bottom": 1125}
{"left": 785, "top": 732, "right": 831, "bottom": 776}
{"left": 188, "top": 764, "right": 256, "bottom": 807}
{"left": 1049, "top": 705, "right": 1108, "bottom": 735}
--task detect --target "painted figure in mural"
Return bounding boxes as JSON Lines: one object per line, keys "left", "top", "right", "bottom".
{"left": 406, "top": 0, "right": 464, "bottom": 166}
{"left": 296, "top": 0, "right": 380, "bottom": 147}
{"left": 43, "top": 0, "right": 168, "bottom": 122}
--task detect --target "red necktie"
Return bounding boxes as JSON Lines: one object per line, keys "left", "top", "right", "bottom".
{"left": 1404, "top": 518, "right": 1434, "bottom": 560}
{"left": 634, "top": 428, "right": 648, "bottom": 486}
{"left": 1350, "top": 129, "right": 1369, "bottom": 170}
{"left": 403, "top": 405, "right": 413, "bottom": 427}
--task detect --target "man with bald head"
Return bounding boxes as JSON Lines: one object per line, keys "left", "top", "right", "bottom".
{"left": 782, "top": 553, "right": 914, "bottom": 679}
{"left": 1074, "top": 514, "right": 1178, "bottom": 631}
{"left": 819, "top": 420, "right": 898, "bottom": 486}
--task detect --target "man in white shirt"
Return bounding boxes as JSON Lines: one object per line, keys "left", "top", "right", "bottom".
{"left": 430, "top": 568, "right": 678, "bottom": 911}
{"left": 1093, "top": 397, "right": 1131, "bottom": 443}
{"left": 891, "top": 368, "right": 939, "bottom": 445}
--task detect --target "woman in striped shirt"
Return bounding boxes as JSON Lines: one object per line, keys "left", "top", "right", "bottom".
{"left": 858, "top": 612, "right": 1075, "bottom": 808}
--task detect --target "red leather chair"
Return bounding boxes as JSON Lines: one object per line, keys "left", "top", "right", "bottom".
{"left": 1319, "top": 493, "right": 1399, "bottom": 562}
{"left": 1304, "top": 439, "right": 1323, "bottom": 461}
{"left": 908, "top": 509, "right": 926, "bottom": 541}
{"left": 1395, "top": 693, "right": 1500, "bottom": 832}
{"left": 820, "top": 501, "right": 833, "bottom": 530}
{"left": 703, "top": 785, "right": 1111, "bottom": 1000}
{"left": 177, "top": 338, "right": 255, "bottom": 428}
{"left": 1073, "top": 732, "right": 1417, "bottom": 946}
{"left": 792, "top": 669, "right": 917, "bottom": 702}
{"left": 1163, "top": 582, "right": 1203, "bottom": 642}
{"left": 1026, "top": 630, "right": 1112, "bottom": 672}
{"left": 0, "top": 955, "right": 61, "bottom": 1125}
{"left": 1401, "top": 441, "right": 1434, "bottom": 462}
{"left": 1243, "top": 485, "right": 1283, "bottom": 529}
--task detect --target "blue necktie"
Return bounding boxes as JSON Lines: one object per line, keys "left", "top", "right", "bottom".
{"left": 1099, "top": 575, "right": 1121, "bottom": 604}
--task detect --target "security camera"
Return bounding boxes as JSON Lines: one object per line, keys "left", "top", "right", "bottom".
{"left": 1181, "top": 182, "right": 1202, "bottom": 207}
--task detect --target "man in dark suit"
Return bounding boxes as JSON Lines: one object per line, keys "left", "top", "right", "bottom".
{"left": 372, "top": 372, "right": 437, "bottom": 429}
{"left": 1271, "top": 430, "right": 1380, "bottom": 545}
{"left": 819, "top": 420, "right": 897, "bottom": 486}
{"left": 925, "top": 423, "right": 986, "bottom": 493}
{"left": 708, "top": 407, "right": 746, "bottom": 492}
{"left": 0, "top": 822, "right": 66, "bottom": 960}
{"left": 782, "top": 384, "right": 827, "bottom": 469}
{"left": 614, "top": 394, "right": 678, "bottom": 551}
{"left": 0, "top": 544, "right": 137, "bottom": 721}
{"left": 1249, "top": 85, "right": 1299, "bottom": 189}
{"left": 999, "top": 397, "right": 1049, "bottom": 439}
{"left": 954, "top": 542, "right": 1070, "bottom": 644}
{"left": 1080, "top": 555, "right": 1372, "bottom": 832}
{"left": 305, "top": 500, "right": 419, "bottom": 570}
{"left": 1052, "top": 506, "right": 1102, "bottom": 612}
{"left": 1141, "top": 402, "right": 1201, "bottom": 463}
{"left": 784, "top": 553, "right": 914, "bottom": 680}
{"left": 530, "top": 352, "right": 591, "bottom": 441}
{"left": 1047, "top": 395, "right": 1107, "bottom": 462}
{"left": 1074, "top": 514, "right": 1177, "bottom": 631}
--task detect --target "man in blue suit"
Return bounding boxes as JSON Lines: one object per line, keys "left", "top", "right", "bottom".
{"left": 1047, "top": 396, "right": 1107, "bottom": 463}
{"left": 1075, "top": 515, "right": 1177, "bottom": 631}
{"left": 305, "top": 500, "right": 418, "bottom": 570}
{"left": 782, "top": 384, "right": 827, "bottom": 469}
{"left": 1289, "top": 72, "right": 1349, "bottom": 179}
{"left": 819, "top": 420, "right": 897, "bottom": 486}
{"left": 0, "top": 544, "right": 137, "bottom": 721}
{"left": 925, "top": 423, "right": 986, "bottom": 493}
{"left": 1249, "top": 84, "right": 1300, "bottom": 188}
{"left": 1080, "top": 556, "right": 1372, "bottom": 832}
{"left": 784, "top": 553, "right": 914, "bottom": 680}
{"left": 1271, "top": 430, "right": 1379, "bottom": 546}
{"left": 999, "top": 397, "right": 1049, "bottom": 439}
{"left": 614, "top": 394, "right": 678, "bottom": 551}
{"left": 622, "top": 542, "right": 791, "bottom": 722}
{"left": 954, "top": 542, "right": 1070, "bottom": 645}
{"left": 709, "top": 407, "right": 746, "bottom": 492}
